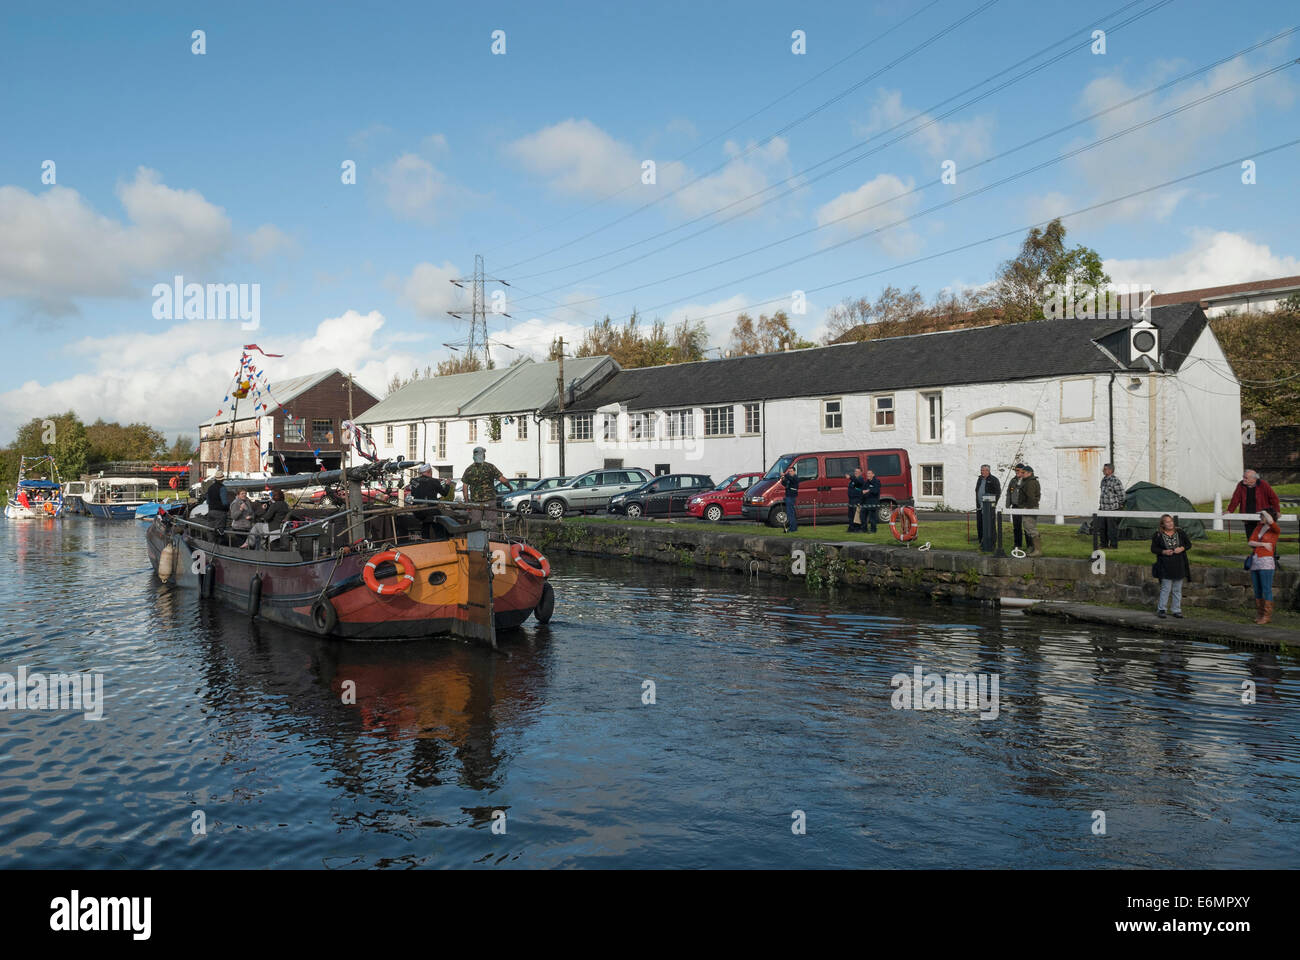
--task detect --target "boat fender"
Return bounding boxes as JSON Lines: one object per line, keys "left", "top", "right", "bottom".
{"left": 43, "top": 501, "right": 56, "bottom": 516}
{"left": 158, "top": 543, "right": 177, "bottom": 583}
{"left": 169, "top": 476, "right": 178, "bottom": 490}
{"left": 510, "top": 542, "right": 551, "bottom": 578}
{"left": 362, "top": 549, "right": 417, "bottom": 596}
{"left": 310, "top": 596, "right": 338, "bottom": 635}
{"left": 534, "top": 581, "right": 555, "bottom": 624}
{"left": 889, "top": 505, "right": 919, "bottom": 543}
{"left": 201, "top": 563, "right": 217, "bottom": 598}
{"left": 248, "top": 574, "right": 263, "bottom": 619}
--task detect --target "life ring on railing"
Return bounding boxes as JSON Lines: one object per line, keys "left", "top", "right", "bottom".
{"left": 43, "top": 501, "right": 56, "bottom": 516}
{"left": 362, "top": 549, "right": 416, "bottom": 595}
{"left": 510, "top": 542, "right": 551, "bottom": 578}
{"left": 169, "top": 476, "right": 178, "bottom": 490}
{"left": 890, "top": 505, "right": 919, "bottom": 542}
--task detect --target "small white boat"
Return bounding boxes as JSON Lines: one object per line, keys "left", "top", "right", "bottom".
{"left": 4, "top": 456, "right": 65, "bottom": 520}
{"left": 84, "top": 477, "right": 159, "bottom": 520}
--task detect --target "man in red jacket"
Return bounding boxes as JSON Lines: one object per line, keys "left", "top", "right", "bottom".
{"left": 1228, "top": 469, "right": 1281, "bottom": 542}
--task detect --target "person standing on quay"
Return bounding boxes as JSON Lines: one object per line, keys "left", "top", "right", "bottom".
{"left": 974, "top": 464, "right": 1001, "bottom": 547}
{"left": 847, "top": 467, "right": 867, "bottom": 533}
{"left": 1228, "top": 469, "right": 1281, "bottom": 543}
{"left": 861, "top": 469, "right": 881, "bottom": 534}
{"left": 781, "top": 464, "right": 800, "bottom": 533}
{"left": 1247, "top": 509, "right": 1281, "bottom": 625}
{"left": 1019, "top": 465, "right": 1042, "bottom": 557}
{"left": 1005, "top": 466, "right": 1024, "bottom": 551}
{"left": 1098, "top": 463, "right": 1125, "bottom": 549}
{"left": 1150, "top": 513, "right": 1191, "bottom": 618}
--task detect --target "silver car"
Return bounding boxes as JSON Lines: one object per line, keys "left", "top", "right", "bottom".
{"left": 534, "top": 468, "right": 653, "bottom": 519}
{"left": 502, "top": 476, "right": 571, "bottom": 515}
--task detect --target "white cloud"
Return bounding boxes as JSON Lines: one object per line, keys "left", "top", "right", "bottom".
{"left": 494, "top": 316, "right": 590, "bottom": 359}
{"left": 668, "top": 138, "right": 793, "bottom": 219}
{"left": 1105, "top": 229, "right": 1300, "bottom": 292}
{"left": 395, "top": 260, "right": 463, "bottom": 318}
{"left": 0, "top": 168, "right": 234, "bottom": 311}
{"left": 815, "top": 173, "right": 921, "bottom": 257}
{"left": 855, "top": 89, "right": 995, "bottom": 161}
{"left": 1028, "top": 51, "right": 1297, "bottom": 224}
{"left": 246, "top": 224, "right": 298, "bottom": 261}
{"left": 376, "top": 152, "right": 449, "bottom": 224}
{"left": 0, "top": 310, "right": 425, "bottom": 441}
{"left": 508, "top": 118, "right": 644, "bottom": 196}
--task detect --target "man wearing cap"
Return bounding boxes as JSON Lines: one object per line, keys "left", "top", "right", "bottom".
{"left": 462, "top": 448, "right": 506, "bottom": 504}
{"left": 204, "top": 471, "right": 230, "bottom": 528}
{"left": 1005, "top": 466, "right": 1024, "bottom": 550}
{"left": 1019, "top": 464, "right": 1043, "bottom": 557}
{"left": 407, "top": 464, "right": 451, "bottom": 538}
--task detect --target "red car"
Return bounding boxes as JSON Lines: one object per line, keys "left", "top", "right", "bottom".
{"left": 687, "top": 472, "right": 765, "bottom": 522}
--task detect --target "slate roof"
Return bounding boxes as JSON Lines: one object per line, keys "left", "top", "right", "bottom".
{"left": 554, "top": 303, "right": 1210, "bottom": 414}
{"left": 355, "top": 356, "right": 617, "bottom": 424}
{"left": 200, "top": 368, "right": 347, "bottom": 426}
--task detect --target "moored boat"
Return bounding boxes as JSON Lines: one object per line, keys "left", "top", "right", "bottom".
{"left": 84, "top": 477, "right": 160, "bottom": 519}
{"left": 4, "top": 456, "right": 65, "bottom": 520}
{"left": 62, "top": 480, "right": 88, "bottom": 514}
{"left": 144, "top": 459, "right": 554, "bottom": 646}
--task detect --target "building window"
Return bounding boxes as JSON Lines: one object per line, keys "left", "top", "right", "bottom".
{"left": 548, "top": 418, "right": 560, "bottom": 442}
{"left": 921, "top": 464, "right": 944, "bottom": 498}
{"left": 284, "top": 419, "right": 305, "bottom": 443}
{"left": 517, "top": 417, "right": 528, "bottom": 441}
{"left": 703, "top": 405, "right": 734, "bottom": 436}
{"left": 312, "top": 419, "right": 333, "bottom": 444}
{"left": 568, "top": 414, "right": 593, "bottom": 441}
{"left": 407, "top": 423, "right": 418, "bottom": 461}
{"left": 873, "top": 395, "right": 894, "bottom": 429}
{"left": 468, "top": 419, "right": 477, "bottom": 443}
{"left": 601, "top": 413, "right": 617, "bottom": 442}
{"left": 384, "top": 424, "right": 394, "bottom": 446}
{"left": 743, "top": 403, "right": 761, "bottom": 435}
{"left": 921, "top": 392, "right": 942, "bottom": 442}
{"left": 437, "top": 421, "right": 447, "bottom": 460}
{"left": 666, "top": 409, "right": 694, "bottom": 438}
{"left": 822, "top": 398, "right": 842, "bottom": 432}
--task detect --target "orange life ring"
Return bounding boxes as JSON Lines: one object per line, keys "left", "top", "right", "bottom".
{"left": 43, "top": 501, "right": 56, "bottom": 516}
{"left": 510, "top": 541, "right": 551, "bottom": 578}
{"left": 363, "top": 549, "right": 416, "bottom": 596}
{"left": 169, "top": 476, "right": 179, "bottom": 490}
{"left": 889, "top": 505, "right": 919, "bottom": 542}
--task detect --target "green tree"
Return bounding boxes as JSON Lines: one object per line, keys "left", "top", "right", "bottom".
{"left": 990, "top": 218, "right": 1110, "bottom": 322}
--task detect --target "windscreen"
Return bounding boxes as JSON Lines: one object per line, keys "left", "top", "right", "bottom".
{"left": 764, "top": 455, "right": 795, "bottom": 480}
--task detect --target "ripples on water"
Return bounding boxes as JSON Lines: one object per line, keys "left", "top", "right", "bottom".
{"left": 0, "top": 519, "right": 1296, "bottom": 868}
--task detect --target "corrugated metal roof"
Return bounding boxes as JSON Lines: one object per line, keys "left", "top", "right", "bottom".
{"left": 355, "top": 357, "right": 617, "bottom": 422}
{"left": 461, "top": 356, "right": 615, "bottom": 415}
{"left": 353, "top": 366, "right": 513, "bottom": 423}
{"left": 200, "top": 368, "right": 341, "bottom": 426}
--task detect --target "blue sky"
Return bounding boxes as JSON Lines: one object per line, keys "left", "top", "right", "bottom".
{"left": 2, "top": 0, "right": 1297, "bottom": 443}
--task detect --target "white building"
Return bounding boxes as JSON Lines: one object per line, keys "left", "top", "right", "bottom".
{"left": 352, "top": 356, "right": 617, "bottom": 480}
{"left": 545, "top": 303, "right": 1242, "bottom": 508}
{"left": 1151, "top": 274, "right": 1300, "bottom": 317}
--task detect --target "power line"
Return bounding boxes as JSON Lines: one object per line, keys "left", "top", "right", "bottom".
{"left": 506, "top": 0, "right": 1169, "bottom": 289}
{"left": 529, "top": 58, "right": 1296, "bottom": 313}
{"left": 495, "top": 0, "right": 1008, "bottom": 273}
{"left": 481, "top": 0, "right": 946, "bottom": 258}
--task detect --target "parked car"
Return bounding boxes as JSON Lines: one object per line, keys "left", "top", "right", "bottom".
{"left": 608, "top": 473, "right": 714, "bottom": 519}
{"left": 687, "top": 472, "right": 765, "bottom": 522}
{"left": 741, "top": 449, "right": 913, "bottom": 528}
{"left": 503, "top": 476, "right": 571, "bottom": 515}
{"left": 533, "top": 468, "right": 653, "bottom": 519}
{"left": 505, "top": 478, "right": 538, "bottom": 490}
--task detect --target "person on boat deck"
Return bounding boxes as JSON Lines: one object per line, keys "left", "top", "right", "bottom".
{"left": 408, "top": 464, "right": 451, "bottom": 538}
{"left": 462, "top": 448, "right": 506, "bottom": 504}
{"left": 229, "top": 488, "right": 255, "bottom": 545}
{"left": 246, "top": 489, "right": 289, "bottom": 549}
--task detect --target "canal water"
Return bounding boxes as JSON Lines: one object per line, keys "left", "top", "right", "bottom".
{"left": 1, "top": 517, "right": 1297, "bottom": 869}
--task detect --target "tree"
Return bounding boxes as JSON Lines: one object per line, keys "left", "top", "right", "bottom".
{"left": 989, "top": 218, "right": 1110, "bottom": 323}
{"left": 165, "top": 434, "right": 196, "bottom": 460}
{"left": 573, "top": 311, "right": 707, "bottom": 368}
{"left": 84, "top": 419, "right": 165, "bottom": 463}
{"left": 8, "top": 411, "right": 90, "bottom": 480}
{"left": 823, "top": 286, "right": 927, "bottom": 343}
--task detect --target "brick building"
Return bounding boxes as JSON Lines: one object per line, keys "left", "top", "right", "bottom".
{"left": 199, "top": 369, "right": 380, "bottom": 477}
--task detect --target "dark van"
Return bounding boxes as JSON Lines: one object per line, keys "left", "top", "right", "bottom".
{"left": 741, "top": 449, "right": 913, "bottom": 528}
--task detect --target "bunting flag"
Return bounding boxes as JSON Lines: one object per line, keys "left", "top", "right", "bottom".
{"left": 244, "top": 344, "right": 284, "bottom": 358}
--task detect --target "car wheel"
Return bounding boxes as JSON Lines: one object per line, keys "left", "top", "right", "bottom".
{"left": 518, "top": 500, "right": 532, "bottom": 515}
{"left": 877, "top": 502, "right": 894, "bottom": 523}
{"left": 545, "top": 499, "right": 566, "bottom": 520}
{"left": 769, "top": 506, "right": 786, "bottom": 528}
{"left": 625, "top": 503, "right": 642, "bottom": 518}
{"left": 705, "top": 504, "right": 724, "bottom": 522}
